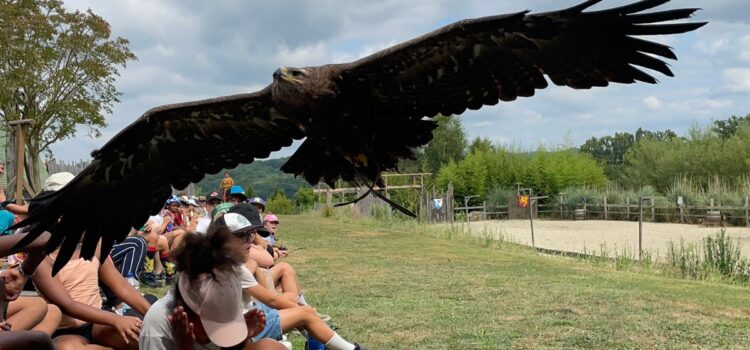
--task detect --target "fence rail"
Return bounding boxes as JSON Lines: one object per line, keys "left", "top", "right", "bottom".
{"left": 453, "top": 196, "right": 750, "bottom": 227}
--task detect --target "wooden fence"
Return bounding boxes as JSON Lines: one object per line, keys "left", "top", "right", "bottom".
{"left": 454, "top": 196, "right": 750, "bottom": 227}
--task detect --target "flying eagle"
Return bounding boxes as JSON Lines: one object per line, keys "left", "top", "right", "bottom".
{"left": 17, "top": 0, "right": 705, "bottom": 274}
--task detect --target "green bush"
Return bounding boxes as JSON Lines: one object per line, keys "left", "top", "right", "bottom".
{"left": 293, "top": 187, "right": 317, "bottom": 210}
{"left": 266, "top": 190, "right": 294, "bottom": 214}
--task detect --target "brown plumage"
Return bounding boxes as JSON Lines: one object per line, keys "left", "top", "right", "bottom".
{"left": 15, "top": 0, "right": 706, "bottom": 274}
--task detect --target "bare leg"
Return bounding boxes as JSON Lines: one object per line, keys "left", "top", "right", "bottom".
{"left": 54, "top": 334, "right": 112, "bottom": 350}
{"left": 0, "top": 330, "right": 54, "bottom": 350}
{"left": 5, "top": 296, "right": 47, "bottom": 330}
{"left": 170, "top": 231, "right": 192, "bottom": 253}
{"left": 266, "top": 263, "right": 301, "bottom": 303}
{"left": 243, "top": 338, "right": 288, "bottom": 349}
{"left": 33, "top": 304, "right": 62, "bottom": 336}
{"left": 92, "top": 323, "right": 138, "bottom": 350}
{"left": 278, "top": 307, "right": 334, "bottom": 343}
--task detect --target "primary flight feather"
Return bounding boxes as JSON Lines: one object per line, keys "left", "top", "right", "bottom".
{"left": 15, "top": 0, "right": 706, "bottom": 274}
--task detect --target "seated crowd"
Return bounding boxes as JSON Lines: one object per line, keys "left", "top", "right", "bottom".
{"left": 0, "top": 174, "right": 366, "bottom": 350}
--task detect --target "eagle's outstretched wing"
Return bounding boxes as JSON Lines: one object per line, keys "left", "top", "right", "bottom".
{"left": 336, "top": 0, "right": 706, "bottom": 118}
{"left": 16, "top": 87, "right": 302, "bottom": 275}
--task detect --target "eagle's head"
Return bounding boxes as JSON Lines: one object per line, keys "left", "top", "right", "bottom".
{"left": 273, "top": 66, "right": 308, "bottom": 85}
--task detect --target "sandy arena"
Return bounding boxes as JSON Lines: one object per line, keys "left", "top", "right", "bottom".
{"left": 458, "top": 219, "right": 750, "bottom": 259}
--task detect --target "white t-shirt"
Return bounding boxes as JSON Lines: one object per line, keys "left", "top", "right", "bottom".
{"left": 139, "top": 291, "right": 220, "bottom": 350}
{"left": 139, "top": 266, "right": 258, "bottom": 350}
{"left": 239, "top": 264, "right": 259, "bottom": 313}
{"left": 194, "top": 217, "right": 211, "bottom": 235}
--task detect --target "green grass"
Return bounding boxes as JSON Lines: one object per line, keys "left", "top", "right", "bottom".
{"left": 150, "top": 215, "right": 750, "bottom": 349}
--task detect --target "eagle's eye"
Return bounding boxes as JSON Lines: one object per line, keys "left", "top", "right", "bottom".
{"left": 291, "top": 70, "right": 304, "bottom": 77}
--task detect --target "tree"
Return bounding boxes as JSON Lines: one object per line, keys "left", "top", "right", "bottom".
{"left": 712, "top": 114, "right": 750, "bottom": 139}
{"left": 266, "top": 189, "right": 294, "bottom": 214}
{"left": 293, "top": 186, "right": 316, "bottom": 210}
{"left": 420, "top": 114, "right": 467, "bottom": 174}
{"left": 0, "top": 0, "right": 136, "bottom": 191}
{"left": 468, "top": 136, "right": 494, "bottom": 154}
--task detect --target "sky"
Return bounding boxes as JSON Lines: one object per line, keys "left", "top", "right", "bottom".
{"left": 51, "top": 0, "right": 750, "bottom": 162}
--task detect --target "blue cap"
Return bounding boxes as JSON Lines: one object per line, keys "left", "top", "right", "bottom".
{"left": 247, "top": 197, "right": 266, "bottom": 207}
{"left": 228, "top": 185, "right": 246, "bottom": 197}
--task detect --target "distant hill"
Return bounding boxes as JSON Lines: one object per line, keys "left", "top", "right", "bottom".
{"left": 196, "top": 157, "right": 309, "bottom": 199}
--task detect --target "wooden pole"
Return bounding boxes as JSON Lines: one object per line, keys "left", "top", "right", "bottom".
{"left": 745, "top": 196, "right": 749, "bottom": 227}
{"left": 650, "top": 197, "right": 655, "bottom": 222}
{"left": 604, "top": 196, "right": 608, "bottom": 220}
{"left": 9, "top": 119, "right": 33, "bottom": 205}
{"left": 626, "top": 197, "right": 630, "bottom": 220}
{"left": 529, "top": 199, "right": 535, "bottom": 248}
{"left": 638, "top": 197, "right": 644, "bottom": 260}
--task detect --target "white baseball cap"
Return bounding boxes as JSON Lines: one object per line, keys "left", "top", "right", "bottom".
{"left": 43, "top": 172, "right": 75, "bottom": 192}
{"left": 178, "top": 269, "right": 247, "bottom": 347}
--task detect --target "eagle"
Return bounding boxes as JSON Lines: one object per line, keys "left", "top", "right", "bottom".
{"left": 16, "top": 0, "right": 705, "bottom": 274}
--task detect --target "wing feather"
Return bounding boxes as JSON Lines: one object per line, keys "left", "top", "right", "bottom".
{"left": 16, "top": 86, "right": 302, "bottom": 274}
{"left": 337, "top": 0, "right": 705, "bottom": 119}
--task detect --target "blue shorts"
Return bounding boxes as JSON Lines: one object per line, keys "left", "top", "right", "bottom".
{"left": 252, "top": 302, "right": 282, "bottom": 341}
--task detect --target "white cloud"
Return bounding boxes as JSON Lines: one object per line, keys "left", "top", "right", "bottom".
{"left": 724, "top": 68, "right": 750, "bottom": 93}
{"left": 49, "top": 0, "right": 750, "bottom": 161}
{"left": 740, "top": 36, "right": 750, "bottom": 62}
{"left": 643, "top": 96, "right": 662, "bottom": 110}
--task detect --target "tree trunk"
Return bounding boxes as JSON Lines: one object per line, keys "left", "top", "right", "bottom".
{"left": 26, "top": 140, "right": 41, "bottom": 195}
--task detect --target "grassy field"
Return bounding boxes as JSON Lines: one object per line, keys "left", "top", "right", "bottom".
{"left": 149, "top": 215, "right": 750, "bottom": 349}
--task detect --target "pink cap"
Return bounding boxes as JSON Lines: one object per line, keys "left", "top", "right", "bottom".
{"left": 264, "top": 214, "right": 279, "bottom": 223}
{"left": 178, "top": 269, "right": 247, "bottom": 347}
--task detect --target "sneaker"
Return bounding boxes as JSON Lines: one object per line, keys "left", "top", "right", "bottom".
{"left": 125, "top": 276, "right": 140, "bottom": 290}
{"left": 354, "top": 344, "right": 368, "bottom": 350}
{"left": 138, "top": 271, "right": 163, "bottom": 288}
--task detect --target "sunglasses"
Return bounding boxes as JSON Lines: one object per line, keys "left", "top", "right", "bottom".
{"left": 233, "top": 229, "right": 257, "bottom": 243}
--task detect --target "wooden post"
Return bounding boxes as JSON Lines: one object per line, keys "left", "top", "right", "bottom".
{"left": 638, "top": 197, "right": 644, "bottom": 260}
{"left": 483, "top": 201, "right": 487, "bottom": 220}
{"left": 710, "top": 198, "right": 714, "bottom": 211}
{"left": 604, "top": 196, "right": 608, "bottom": 220}
{"left": 325, "top": 190, "right": 332, "bottom": 207}
{"left": 650, "top": 197, "right": 655, "bottom": 222}
{"left": 9, "top": 119, "right": 33, "bottom": 205}
{"left": 745, "top": 196, "right": 749, "bottom": 227}
{"left": 464, "top": 196, "right": 470, "bottom": 230}
{"left": 679, "top": 202, "right": 685, "bottom": 224}
{"left": 626, "top": 197, "right": 630, "bottom": 220}
{"left": 559, "top": 193, "right": 564, "bottom": 219}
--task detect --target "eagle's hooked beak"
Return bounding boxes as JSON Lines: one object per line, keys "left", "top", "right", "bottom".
{"left": 273, "top": 67, "right": 303, "bottom": 84}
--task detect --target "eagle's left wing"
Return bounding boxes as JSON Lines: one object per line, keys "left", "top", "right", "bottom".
{"left": 336, "top": 0, "right": 705, "bottom": 119}
{"left": 16, "top": 86, "right": 303, "bottom": 275}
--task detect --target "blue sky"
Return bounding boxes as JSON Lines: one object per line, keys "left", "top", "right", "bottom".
{"left": 52, "top": 0, "right": 750, "bottom": 161}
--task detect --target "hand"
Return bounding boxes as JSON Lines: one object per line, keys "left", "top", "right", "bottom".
{"left": 111, "top": 315, "right": 142, "bottom": 345}
{"left": 244, "top": 308, "right": 266, "bottom": 339}
{"left": 0, "top": 321, "right": 11, "bottom": 331}
{"left": 168, "top": 306, "right": 196, "bottom": 349}
{"left": 1, "top": 268, "right": 27, "bottom": 301}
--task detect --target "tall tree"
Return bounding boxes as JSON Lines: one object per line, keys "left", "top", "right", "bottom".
{"left": 712, "top": 114, "right": 750, "bottom": 139}
{"left": 468, "top": 136, "right": 494, "bottom": 155}
{"left": 0, "top": 0, "right": 135, "bottom": 191}
{"left": 420, "top": 114, "right": 467, "bottom": 174}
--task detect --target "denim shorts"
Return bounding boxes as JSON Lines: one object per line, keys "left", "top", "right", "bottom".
{"left": 252, "top": 302, "right": 283, "bottom": 341}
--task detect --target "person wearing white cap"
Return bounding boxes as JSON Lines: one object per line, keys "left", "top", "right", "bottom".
{"left": 139, "top": 218, "right": 285, "bottom": 350}
{"left": 220, "top": 211, "right": 367, "bottom": 350}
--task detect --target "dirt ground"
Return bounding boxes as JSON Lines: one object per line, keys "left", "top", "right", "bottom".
{"left": 458, "top": 219, "right": 750, "bottom": 259}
